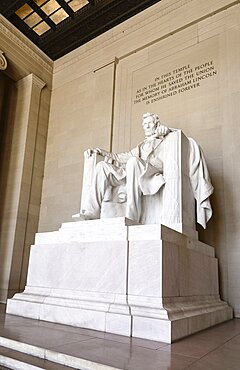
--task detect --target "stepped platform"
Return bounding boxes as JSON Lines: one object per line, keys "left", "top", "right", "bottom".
{"left": 7, "top": 218, "right": 232, "bottom": 343}
{"left": 0, "top": 305, "right": 240, "bottom": 370}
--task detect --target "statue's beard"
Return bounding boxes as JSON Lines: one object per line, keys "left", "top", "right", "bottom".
{"left": 144, "top": 129, "right": 159, "bottom": 139}
{"left": 144, "top": 127, "right": 157, "bottom": 138}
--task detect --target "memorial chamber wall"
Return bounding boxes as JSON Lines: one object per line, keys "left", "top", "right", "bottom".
{"left": 38, "top": 0, "right": 240, "bottom": 317}
{"left": 0, "top": 0, "right": 240, "bottom": 320}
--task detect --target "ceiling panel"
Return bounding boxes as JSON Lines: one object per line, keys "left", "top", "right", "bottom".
{"left": 0, "top": 0, "right": 161, "bottom": 60}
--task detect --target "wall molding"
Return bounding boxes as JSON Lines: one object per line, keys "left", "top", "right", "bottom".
{"left": 0, "top": 15, "right": 53, "bottom": 73}
{"left": 16, "top": 73, "right": 46, "bottom": 90}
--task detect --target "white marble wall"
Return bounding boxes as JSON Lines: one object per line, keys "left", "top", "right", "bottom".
{"left": 37, "top": 0, "right": 240, "bottom": 317}
{"left": 0, "top": 0, "right": 237, "bottom": 315}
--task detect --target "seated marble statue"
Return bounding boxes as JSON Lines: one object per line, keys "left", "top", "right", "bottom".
{"left": 76, "top": 113, "right": 214, "bottom": 230}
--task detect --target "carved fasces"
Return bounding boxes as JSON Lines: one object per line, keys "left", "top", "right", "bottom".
{"left": 0, "top": 50, "right": 7, "bottom": 70}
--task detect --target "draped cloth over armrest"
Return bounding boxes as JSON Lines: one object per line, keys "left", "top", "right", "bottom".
{"left": 189, "top": 138, "right": 214, "bottom": 229}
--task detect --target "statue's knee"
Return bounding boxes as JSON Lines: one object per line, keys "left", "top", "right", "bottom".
{"left": 126, "top": 156, "right": 141, "bottom": 169}
{"left": 127, "top": 156, "right": 139, "bottom": 165}
{"left": 95, "top": 161, "right": 108, "bottom": 173}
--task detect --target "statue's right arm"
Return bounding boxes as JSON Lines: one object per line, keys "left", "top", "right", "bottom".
{"left": 84, "top": 148, "right": 109, "bottom": 158}
{"left": 84, "top": 146, "right": 138, "bottom": 166}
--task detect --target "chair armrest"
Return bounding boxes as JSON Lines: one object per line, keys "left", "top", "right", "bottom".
{"left": 80, "top": 152, "right": 103, "bottom": 213}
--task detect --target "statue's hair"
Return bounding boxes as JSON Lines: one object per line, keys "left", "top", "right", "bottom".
{"left": 142, "top": 112, "right": 160, "bottom": 126}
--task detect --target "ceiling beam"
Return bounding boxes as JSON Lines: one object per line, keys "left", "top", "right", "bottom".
{"left": 0, "top": 0, "right": 27, "bottom": 17}
{"left": 10, "top": 13, "right": 40, "bottom": 44}
{"left": 2, "top": 0, "right": 161, "bottom": 60}
{"left": 55, "top": 0, "right": 75, "bottom": 18}
{"left": 28, "top": 0, "right": 56, "bottom": 31}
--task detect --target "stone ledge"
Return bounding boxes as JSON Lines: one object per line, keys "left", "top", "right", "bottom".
{"left": 0, "top": 337, "right": 120, "bottom": 370}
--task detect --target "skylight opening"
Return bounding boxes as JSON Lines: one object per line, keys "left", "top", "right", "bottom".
{"left": 15, "top": 4, "right": 33, "bottom": 19}
{"left": 68, "top": 0, "right": 89, "bottom": 12}
{"left": 50, "top": 8, "right": 69, "bottom": 24}
{"left": 33, "top": 21, "right": 51, "bottom": 35}
{"left": 24, "top": 12, "right": 42, "bottom": 27}
{"left": 41, "top": 0, "right": 60, "bottom": 16}
{"left": 15, "top": 0, "right": 90, "bottom": 36}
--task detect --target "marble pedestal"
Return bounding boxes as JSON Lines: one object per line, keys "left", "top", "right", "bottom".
{"left": 6, "top": 218, "right": 232, "bottom": 343}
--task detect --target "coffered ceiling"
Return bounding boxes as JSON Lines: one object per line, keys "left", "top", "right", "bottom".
{"left": 0, "top": 0, "right": 161, "bottom": 60}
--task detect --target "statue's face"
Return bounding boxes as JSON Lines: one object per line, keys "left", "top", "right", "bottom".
{"left": 143, "top": 116, "right": 156, "bottom": 137}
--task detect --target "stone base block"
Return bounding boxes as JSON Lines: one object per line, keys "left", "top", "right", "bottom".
{"left": 7, "top": 290, "right": 132, "bottom": 336}
{"left": 6, "top": 218, "right": 233, "bottom": 343}
{"left": 7, "top": 291, "right": 232, "bottom": 343}
{"left": 131, "top": 301, "right": 233, "bottom": 343}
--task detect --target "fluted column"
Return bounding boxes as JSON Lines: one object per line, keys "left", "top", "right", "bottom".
{"left": 0, "top": 73, "right": 46, "bottom": 302}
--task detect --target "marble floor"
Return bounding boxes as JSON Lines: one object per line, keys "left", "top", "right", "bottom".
{"left": 0, "top": 304, "right": 240, "bottom": 370}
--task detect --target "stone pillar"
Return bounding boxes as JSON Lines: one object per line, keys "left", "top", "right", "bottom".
{"left": 0, "top": 73, "right": 46, "bottom": 302}
{"left": 0, "top": 50, "right": 8, "bottom": 115}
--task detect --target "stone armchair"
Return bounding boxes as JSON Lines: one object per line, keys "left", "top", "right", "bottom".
{"left": 78, "top": 130, "right": 199, "bottom": 238}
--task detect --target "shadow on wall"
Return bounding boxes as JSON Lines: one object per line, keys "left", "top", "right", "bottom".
{"left": 0, "top": 74, "right": 18, "bottom": 302}
{"left": 198, "top": 171, "right": 232, "bottom": 301}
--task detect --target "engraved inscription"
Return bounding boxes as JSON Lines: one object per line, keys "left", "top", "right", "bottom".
{"left": 133, "top": 60, "right": 217, "bottom": 105}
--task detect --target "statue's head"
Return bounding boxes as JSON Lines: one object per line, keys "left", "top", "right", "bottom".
{"left": 142, "top": 112, "right": 160, "bottom": 137}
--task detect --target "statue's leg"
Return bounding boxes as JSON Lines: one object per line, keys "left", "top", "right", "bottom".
{"left": 82, "top": 161, "right": 124, "bottom": 219}
{"left": 125, "top": 157, "right": 145, "bottom": 222}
